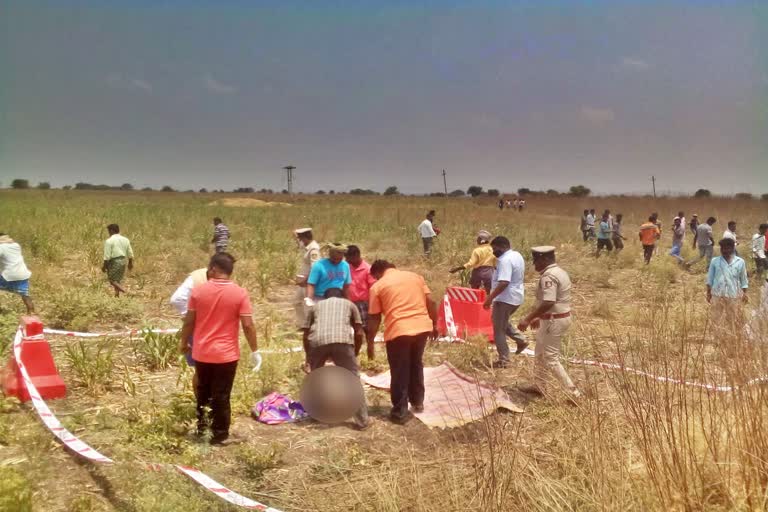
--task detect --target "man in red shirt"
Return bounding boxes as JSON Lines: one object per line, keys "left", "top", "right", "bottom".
{"left": 345, "top": 245, "right": 376, "bottom": 331}
{"left": 179, "top": 253, "right": 260, "bottom": 445}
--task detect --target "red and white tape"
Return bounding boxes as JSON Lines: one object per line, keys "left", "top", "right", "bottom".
{"left": 446, "top": 287, "right": 484, "bottom": 303}
{"left": 43, "top": 327, "right": 180, "bottom": 338}
{"left": 12, "top": 328, "right": 282, "bottom": 510}
{"left": 443, "top": 293, "right": 459, "bottom": 340}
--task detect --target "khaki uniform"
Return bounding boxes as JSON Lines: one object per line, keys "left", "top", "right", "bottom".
{"left": 294, "top": 240, "right": 321, "bottom": 328}
{"left": 533, "top": 263, "right": 578, "bottom": 394}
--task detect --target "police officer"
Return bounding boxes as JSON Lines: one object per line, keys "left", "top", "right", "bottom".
{"left": 294, "top": 228, "right": 321, "bottom": 329}
{"left": 517, "top": 246, "right": 580, "bottom": 399}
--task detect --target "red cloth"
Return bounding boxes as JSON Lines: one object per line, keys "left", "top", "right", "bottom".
{"left": 189, "top": 279, "right": 253, "bottom": 363}
{"left": 348, "top": 260, "right": 376, "bottom": 302}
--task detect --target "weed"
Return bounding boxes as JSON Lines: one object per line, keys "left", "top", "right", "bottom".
{"left": 134, "top": 329, "right": 178, "bottom": 370}
{"left": 63, "top": 338, "right": 116, "bottom": 394}
{"left": 0, "top": 467, "right": 32, "bottom": 512}
{"left": 236, "top": 443, "right": 284, "bottom": 480}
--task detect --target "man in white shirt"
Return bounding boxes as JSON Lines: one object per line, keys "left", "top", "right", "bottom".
{"left": 723, "top": 221, "right": 739, "bottom": 255}
{"left": 752, "top": 224, "right": 768, "bottom": 281}
{"left": 0, "top": 234, "right": 34, "bottom": 314}
{"left": 418, "top": 210, "right": 437, "bottom": 257}
{"left": 483, "top": 236, "right": 527, "bottom": 368}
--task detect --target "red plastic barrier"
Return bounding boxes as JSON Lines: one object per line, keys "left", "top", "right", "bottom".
{"left": 3, "top": 317, "right": 66, "bottom": 402}
{"left": 437, "top": 287, "right": 494, "bottom": 341}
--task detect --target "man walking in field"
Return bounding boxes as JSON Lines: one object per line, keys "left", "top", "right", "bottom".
{"left": 595, "top": 212, "right": 614, "bottom": 257}
{"left": 690, "top": 214, "right": 700, "bottom": 247}
{"left": 517, "top": 246, "right": 580, "bottom": 400}
{"left": 686, "top": 217, "right": 717, "bottom": 269}
{"left": 0, "top": 233, "right": 35, "bottom": 314}
{"left": 303, "top": 287, "right": 370, "bottom": 430}
{"left": 306, "top": 243, "right": 351, "bottom": 302}
{"left": 294, "top": 228, "right": 321, "bottom": 329}
{"left": 345, "top": 245, "right": 376, "bottom": 331}
{"left": 179, "top": 252, "right": 261, "bottom": 445}
{"left": 639, "top": 216, "right": 661, "bottom": 265}
{"left": 102, "top": 224, "right": 134, "bottom": 297}
{"left": 580, "top": 210, "right": 590, "bottom": 242}
{"left": 612, "top": 214, "right": 627, "bottom": 253}
{"left": 669, "top": 217, "right": 686, "bottom": 264}
{"left": 585, "top": 209, "right": 596, "bottom": 241}
{"left": 752, "top": 224, "right": 768, "bottom": 280}
{"left": 367, "top": 260, "right": 437, "bottom": 425}
{"left": 723, "top": 221, "right": 739, "bottom": 255}
{"left": 418, "top": 210, "right": 437, "bottom": 256}
{"left": 449, "top": 230, "right": 496, "bottom": 294}
{"left": 707, "top": 238, "right": 748, "bottom": 339}
{"left": 212, "top": 217, "right": 230, "bottom": 253}
{"left": 483, "top": 236, "right": 527, "bottom": 368}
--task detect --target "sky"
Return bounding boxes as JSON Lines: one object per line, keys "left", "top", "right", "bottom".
{"left": 1, "top": 0, "right": 766, "bottom": 195}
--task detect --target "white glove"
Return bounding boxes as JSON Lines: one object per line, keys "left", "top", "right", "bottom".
{"left": 251, "top": 351, "right": 263, "bottom": 372}
{"left": 303, "top": 297, "right": 316, "bottom": 308}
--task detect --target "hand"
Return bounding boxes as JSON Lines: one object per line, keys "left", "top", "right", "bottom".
{"left": 531, "top": 319, "right": 540, "bottom": 330}
{"left": 429, "top": 328, "right": 439, "bottom": 341}
{"left": 179, "top": 340, "right": 189, "bottom": 354}
{"left": 483, "top": 298, "right": 492, "bottom": 310}
{"left": 449, "top": 267, "right": 463, "bottom": 274}
{"left": 303, "top": 297, "right": 316, "bottom": 308}
{"left": 128, "top": 261, "right": 134, "bottom": 271}
{"left": 250, "top": 351, "right": 263, "bottom": 372}
{"left": 367, "top": 341, "right": 375, "bottom": 361}
{"left": 742, "top": 293, "right": 749, "bottom": 304}
{"left": 517, "top": 319, "right": 530, "bottom": 332}
{"left": 706, "top": 291, "right": 712, "bottom": 304}
{"left": 101, "top": 266, "right": 107, "bottom": 273}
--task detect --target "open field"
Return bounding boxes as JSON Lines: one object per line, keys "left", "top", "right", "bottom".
{"left": 1, "top": 190, "right": 768, "bottom": 511}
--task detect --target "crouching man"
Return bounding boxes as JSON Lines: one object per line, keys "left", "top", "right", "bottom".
{"left": 303, "top": 288, "right": 371, "bottom": 430}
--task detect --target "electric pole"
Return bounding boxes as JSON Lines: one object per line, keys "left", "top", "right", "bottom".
{"left": 651, "top": 175, "right": 656, "bottom": 199}
{"left": 442, "top": 169, "right": 448, "bottom": 196}
{"left": 283, "top": 165, "right": 296, "bottom": 195}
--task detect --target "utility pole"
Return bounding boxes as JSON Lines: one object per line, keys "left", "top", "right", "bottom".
{"left": 283, "top": 165, "right": 296, "bottom": 195}
{"left": 651, "top": 175, "right": 657, "bottom": 199}
{"left": 442, "top": 169, "right": 448, "bottom": 196}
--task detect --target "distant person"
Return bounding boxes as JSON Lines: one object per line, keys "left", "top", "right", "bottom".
{"left": 179, "top": 252, "right": 261, "bottom": 446}
{"left": 303, "top": 288, "right": 370, "bottom": 430}
{"left": 751, "top": 224, "right": 768, "bottom": 280}
{"left": 603, "top": 209, "right": 614, "bottom": 229}
{"left": 669, "top": 217, "right": 686, "bottom": 264}
{"left": 418, "top": 210, "right": 437, "bottom": 256}
{"left": 723, "top": 221, "right": 739, "bottom": 255}
{"left": 212, "top": 217, "right": 230, "bottom": 253}
{"left": 449, "top": 230, "right": 496, "bottom": 294}
{"left": 345, "top": 245, "right": 376, "bottom": 329}
{"left": 170, "top": 267, "right": 208, "bottom": 395}
{"left": 306, "top": 243, "right": 351, "bottom": 302}
{"left": 513, "top": 198, "right": 520, "bottom": 210}
{"left": 585, "top": 209, "right": 596, "bottom": 241}
{"left": 639, "top": 216, "right": 661, "bottom": 265}
{"left": 690, "top": 214, "right": 700, "bottom": 247}
{"left": 498, "top": 199, "right": 505, "bottom": 211}
{"left": 580, "top": 210, "right": 591, "bottom": 242}
{"left": 367, "top": 260, "right": 437, "bottom": 425}
{"left": 676, "top": 211, "right": 686, "bottom": 230}
{"left": 651, "top": 213, "right": 662, "bottom": 255}
{"left": 483, "top": 236, "right": 527, "bottom": 368}
{"left": 707, "top": 238, "right": 748, "bottom": 338}
{"left": 293, "top": 228, "right": 321, "bottom": 329}
{"left": 0, "top": 233, "right": 35, "bottom": 314}
{"left": 517, "top": 246, "right": 580, "bottom": 399}
{"left": 686, "top": 217, "right": 717, "bottom": 269}
{"left": 505, "top": 199, "right": 512, "bottom": 209}
{"left": 612, "top": 214, "right": 627, "bottom": 253}
{"left": 102, "top": 223, "right": 134, "bottom": 297}
{"left": 518, "top": 198, "right": 526, "bottom": 212}
{"left": 595, "top": 212, "right": 614, "bottom": 257}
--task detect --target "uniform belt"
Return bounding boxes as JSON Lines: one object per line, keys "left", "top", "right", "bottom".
{"left": 540, "top": 312, "right": 571, "bottom": 320}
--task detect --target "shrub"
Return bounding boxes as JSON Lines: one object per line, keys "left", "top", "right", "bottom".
{"left": 161, "top": 185, "right": 175, "bottom": 192}
{"left": 46, "top": 289, "right": 142, "bottom": 330}
{"left": 63, "top": 338, "right": 116, "bottom": 394}
{"left": 383, "top": 186, "right": 400, "bottom": 196}
{"left": 10, "top": 179, "right": 29, "bottom": 189}
{"left": 0, "top": 467, "right": 32, "bottom": 511}
{"left": 449, "top": 189, "right": 465, "bottom": 197}
{"left": 734, "top": 192, "right": 753, "bottom": 200}
{"left": 762, "top": 193, "right": 768, "bottom": 201}
{"left": 487, "top": 189, "right": 500, "bottom": 197}
{"left": 569, "top": 185, "right": 591, "bottom": 197}
{"left": 517, "top": 187, "right": 531, "bottom": 195}
{"left": 236, "top": 443, "right": 284, "bottom": 480}
{"left": 467, "top": 186, "right": 483, "bottom": 197}
{"left": 693, "top": 188, "right": 711, "bottom": 198}
{"left": 120, "top": 183, "right": 134, "bottom": 190}
{"left": 133, "top": 329, "right": 179, "bottom": 370}
{"left": 37, "top": 182, "right": 51, "bottom": 190}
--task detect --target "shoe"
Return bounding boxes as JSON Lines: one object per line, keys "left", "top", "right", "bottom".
{"left": 514, "top": 341, "right": 530, "bottom": 355}
{"left": 518, "top": 383, "right": 544, "bottom": 395}
{"left": 389, "top": 412, "right": 413, "bottom": 425}
{"left": 565, "top": 390, "right": 582, "bottom": 406}
{"left": 210, "top": 434, "right": 244, "bottom": 447}
{"left": 492, "top": 360, "right": 511, "bottom": 369}
{"left": 411, "top": 404, "right": 424, "bottom": 414}
{"left": 355, "top": 419, "right": 374, "bottom": 431}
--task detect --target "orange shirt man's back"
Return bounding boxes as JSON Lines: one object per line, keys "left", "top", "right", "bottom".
{"left": 189, "top": 279, "right": 253, "bottom": 363}
{"left": 369, "top": 269, "right": 433, "bottom": 340}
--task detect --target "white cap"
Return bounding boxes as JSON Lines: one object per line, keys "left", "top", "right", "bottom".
{"left": 531, "top": 245, "right": 556, "bottom": 255}
{"left": 294, "top": 227, "right": 312, "bottom": 235}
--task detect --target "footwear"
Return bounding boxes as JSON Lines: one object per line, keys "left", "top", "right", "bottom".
{"left": 518, "top": 383, "right": 544, "bottom": 395}
{"left": 514, "top": 341, "right": 530, "bottom": 355}
{"left": 389, "top": 412, "right": 413, "bottom": 425}
{"left": 492, "top": 360, "right": 511, "bottom": 369}
{"left": 411, "top": 404, "right": 424, "bottom": 414}
{"left": 355, "top": 419, "right": 374, "bottom": 431}
{"left": 210, "top": 434, "right": 244, "bottom": 446}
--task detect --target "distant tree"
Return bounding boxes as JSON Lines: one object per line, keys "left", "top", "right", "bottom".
{"left": 74, "top": 182, "right": 92, "bottom": 190}
{"left": 141, "top": 187, "right": 154, "bottom": 191}
{"left": 517, "top": 187, "right": 531, "bottom": 196}
{"left": 316, "top": 190, "right": 326, "bottom": 195}
{"left": 487, "top": 189, "right": 500, "bottom": 197}
{"left": 120, "top": 183, "right": 134, "bottom": 191}
{"left": 546, "top": 189, "right": 560, "bottom": 196}
{"left": 329, "top": 190, "right": 335, "bottom": 195}
{"left": 350, "top": 188, "right": 378, "bottom": 195}
{"left": 568, "top": 185, "right": 591, "bottom": 197}
{"left": 734, "top": 192, "right": 753, "bottom": 200}
{"left": 383, "top": 186, "right": 400, "bottom": 196}
{"left": 467, "top": 185, "right": 484, "bottom": 197}
{"left": 37, "top": 182, "right": 51, "bottom": 190}
{"left": 449, "top": 189, "right": 466, "bottom": 197}
{"left": 161, "top": 185, "right": 175, "bottom": 192}
{"left": 199, "top": 188, "right": 208, "bottom": 193}
{"left": 62, "top": 185, "right": 72, "bottom": 191}
{"left": 233, "top": 187, "right": 255, "bottom": 193}
{"left": 693, "top": 189, "right": 711, "bottom": 198}
{"left": 11, "top": 179, "right": 30, "bottom": 189}
{"left": 281, "top": 189, "right": 289, "bottom": 194}
{"left": 762, "top": 193, "right": 768, "bottom": 201}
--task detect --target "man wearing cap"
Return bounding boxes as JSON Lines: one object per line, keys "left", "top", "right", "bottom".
{"left": 483, "top": 236, "right": 527, "bottom": 368}
{"left": 294, "top": 228, "right": 321, "bottom": 329}
{"left": 707, "top": 238, "right": 748, "bottom": 338}
{"left": 306, "top": 243, "right": 352, "bottom": 302}
{"left": 517, "top": 246, "right": 580, "bottom": 399}
{"left": 449, "top": 230, "right": 496, "bottom": 294}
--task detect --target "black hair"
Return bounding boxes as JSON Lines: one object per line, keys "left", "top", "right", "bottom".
{"left": 297, "top": 230, "right": 313, "bottom": 241}
{"left": 346, "top": 245, "right": 361, "bottom": 257}
{"left": 370, "top": 259, "right": 396, "bottom": 275}
{"left": 107, "top": 223, "right": 120, "bottom": 234}
{"left": 213, "top": 217, "right": 222, "bottom": 224}
{"left": 759, "top": 223, "right": 768, "bottom": 232}
{"left": 707, "top": 217, "right": 717, "bottom": 224}
{"left": 490, "top": 236, "right": 510, "bottom": 248}
{"left": 727, "top": 220, "right": 736, "bottom": 227}
{"left": 209, "top": 252, "right": 236, "bottom": 275}
{"left": 719, "top": 238, "right": 735, "bottom": 248}
{"left": 616, "top": 214, "right": 623, "bottom": 220}
{"left": 324, "top": 288, "right": 344, "bottom": 299}
{"left": 427, "top": 210, "right": 436, "bottom": 217}
{"left": 583, "top": 209, "right": 589, "bottom": 214}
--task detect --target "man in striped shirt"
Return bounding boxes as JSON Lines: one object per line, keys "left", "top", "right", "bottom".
{"left": 212, "top": 217, "right": 230, "bottom": 253}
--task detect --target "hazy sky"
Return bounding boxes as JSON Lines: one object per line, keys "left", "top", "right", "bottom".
{"left": 1, "top": 1, "right": 766, "bottom": 194}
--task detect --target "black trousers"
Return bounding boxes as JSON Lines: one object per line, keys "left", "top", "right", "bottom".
{"left": 195, "top": 360, "right": 239, "bottom": 441}
{"left": 385, "top": 333, "right": 429, "bottom": 419}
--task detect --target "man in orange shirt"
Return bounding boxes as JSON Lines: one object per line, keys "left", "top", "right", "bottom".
{"left": 367, "top": 260, "right": 438, "bottom": 424}
{"left": 639, "top": 216, "right": 661, "bottom": 265}
{"left": 179, "top": 253, "right": 260, "bottom": 445}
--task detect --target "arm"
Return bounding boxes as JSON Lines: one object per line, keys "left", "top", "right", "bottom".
{"left": 518, "top": 301, "right": 555, "bottom": 331}
{"left": 706, "top": 262, "right": 715, "bottom": 303}
{"left": 426, "top": 295, "right": 438, "bottom": 340}
{"left": 740, "top": 263, "right": 749, "bottom": 303}
{"left": 179, "top": 310, "right": 196, "bottom": 354}
{"left": 366, "top": 314, "right": 381, "bottom": 360}
{"left": 483, "top": 281, "right": 509, "bottom": 309}
{"left": 102, "top": 241, "right": 110, "bottom": 272}
{"left": 302, "top": 328, "right": 311, "bottom": 359}
{"left": 127, "top": 242, "right": 134, "bottom": 270}
{"left": 169, "top": 277, "right": 194, "bottom": 315}
{"left": 240, "top": 316, "right": 259, "bottom": 352}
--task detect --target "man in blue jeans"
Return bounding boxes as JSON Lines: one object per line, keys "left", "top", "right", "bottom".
{"left": 483, "top": 236, "right": 527, "bottom": 368}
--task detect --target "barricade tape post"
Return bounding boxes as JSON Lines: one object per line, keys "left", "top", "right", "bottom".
{"left": 11, "top": 328, "right": 282, "bottom": 510}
